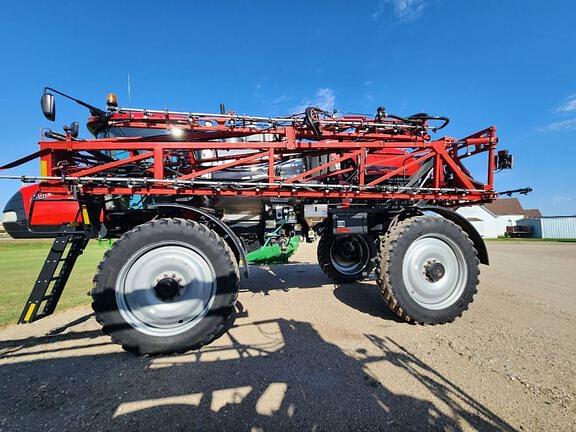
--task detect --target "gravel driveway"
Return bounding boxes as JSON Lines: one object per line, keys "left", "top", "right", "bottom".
{"left": 0, "top": 241, "right": 574, "bottom": 431}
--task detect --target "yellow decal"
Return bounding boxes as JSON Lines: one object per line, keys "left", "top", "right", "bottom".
{"left": 24, "top": 303, "right": 37, "bottom": 322}
{"left": 40, "top": 160, "right": 48, "bottom": 177}
{"left": 81, "top": 207, "right": 91, "bottom": 225}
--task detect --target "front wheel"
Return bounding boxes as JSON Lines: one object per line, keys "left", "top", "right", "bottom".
{"left": 317, "top": 233, "right": 377, "bottom": 283}
{"left": 377, "top": 216, "right": 479, "bottom": 324}
{"left": 92, "top": 218, "right": 239, "bottom": 355}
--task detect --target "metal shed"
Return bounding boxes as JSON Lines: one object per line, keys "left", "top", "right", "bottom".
{"left": 517, "top": 216, "right": 576, "bottom": 239}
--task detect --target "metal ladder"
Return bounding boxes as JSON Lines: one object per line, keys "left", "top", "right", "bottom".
{"left": 18, "top": 233, "right": 89, "bottom": 324}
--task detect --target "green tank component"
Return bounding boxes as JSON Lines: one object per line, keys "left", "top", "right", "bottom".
{"left": 246, "top": 236, "right": 300, "bottom": 265}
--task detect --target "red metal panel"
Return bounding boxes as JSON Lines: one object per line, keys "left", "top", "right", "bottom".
{"left": 154, "top": 147, "right": 164, "bottom": 179}
{"left": 285, "top": 151, "right": 361, "bottom": 184}
{"left": 368, "top": 152, "right": 435, "bottom": 187}
{"left": 70, "top": 152, "right": 154, "bottom": 177}
{"left": 180, "top": 150, "right": 269, "bottom": 181}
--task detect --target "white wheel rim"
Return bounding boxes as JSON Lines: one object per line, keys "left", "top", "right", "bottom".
{"left": 401, "top": 234, "right": 467, "bottom": 310}
{"left": 116, "top": 241, "right": 216, "bottom": 337}
{"left": 329, "top": 235, "right": 370, "bottom": 276}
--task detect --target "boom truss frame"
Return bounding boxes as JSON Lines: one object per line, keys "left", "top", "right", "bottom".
{"left": 8, "top": 107, "right": 499, "bottom": 204}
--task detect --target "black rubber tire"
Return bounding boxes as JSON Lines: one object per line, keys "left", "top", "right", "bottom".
{"left": 376, "top": 216, "right": 479, "bottom": 324}
{"left": 317, "top": 233, "right": 377, "bottom": 283}
{"left": 92, "top": 218, "right": 239, "bottom": 355}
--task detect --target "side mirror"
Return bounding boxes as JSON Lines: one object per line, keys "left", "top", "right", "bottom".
{"left": 495, "top": 150, "right": 513, "bottom": 170}
{"left": 41, "top": 92, "right": 56, "bottom": 121}
{"left": 63, "top": 121, "right": 80, "bottom": 138}
{"left": 69, "top": 121, "right": 79, "bottom": 138}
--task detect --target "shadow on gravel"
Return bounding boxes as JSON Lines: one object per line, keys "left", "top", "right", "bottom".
{"left": 0, "top": 316, "right": 100, "bottom": 358}
{"left": 0, "top": 323, "right": 517, "bottom": 431}
{"left": 0, "top": 263, "right": 517, "bottom": 431}
{"left": 332, "top": 282, "right": 403, "bottom": 322}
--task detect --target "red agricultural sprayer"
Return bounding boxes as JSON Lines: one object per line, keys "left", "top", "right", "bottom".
{"left": 0, "top": 88, "right": 528, "bottom": 354}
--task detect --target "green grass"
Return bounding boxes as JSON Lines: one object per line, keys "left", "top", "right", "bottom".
{"left": 485, "top": 237, "right": 576, "bottom": 242}
{"left": 0, "top": 239, "right": 109, "bottom": 326}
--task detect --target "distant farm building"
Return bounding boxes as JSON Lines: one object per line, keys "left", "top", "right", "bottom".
{"left": 516, "top": 216, "right": 576, "bottom": 239}
{"left": 457, "top": 198, "right": 542, "bottom": 238}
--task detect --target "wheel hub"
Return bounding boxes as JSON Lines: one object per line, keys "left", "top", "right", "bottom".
{"left": 424, "top": 261, "right": 445, "bottom": 282}
{"left": 341, "top": 240, "right": 357, "bottom": 258}
{"left": 329, "top": 235, "right": 370, "bottom": 276}
{"left": 153, "top": 277, "right": 182, "bottom": 301}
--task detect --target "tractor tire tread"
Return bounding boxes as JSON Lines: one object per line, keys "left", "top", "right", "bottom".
{"left": 92, "top": 218, "right": 239, "bottom": 356}
{"left": 376, "top": 216, "right": 479, "bottom": 324}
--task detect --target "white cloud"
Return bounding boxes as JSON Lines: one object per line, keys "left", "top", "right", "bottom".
{"left": 537, "top": 94, "right": 576, "bottom": 131}
{"left": 271, "top": 94, "right": 289, "bottom": 105}
{"left": 556, "top": 94, "right": 576, "bottom": 113}
{"left": 551, "top": 194, "right": 574, "bottom": 203}
{"left": 373, "top": 0, "right": 427, "bottom": 22}
{"left": 292, "top": 88, "right": 336, "bottom": 113}
{"left": 538, "top": 118, "right": 576, "bottom": 132}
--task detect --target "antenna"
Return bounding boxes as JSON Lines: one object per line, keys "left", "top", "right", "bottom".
{"left": 127, "top": 73, "right": 132, "bottom": 105}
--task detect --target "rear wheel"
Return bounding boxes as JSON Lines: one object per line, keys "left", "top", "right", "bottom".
{"left": 317, "top": 233, "right": 377, "bottom": 283}
{"left": 92, "top": 218, "right": 239, "bottom": 355}
{"left": 377, "top": 216, "right": 479, "bottom": 323}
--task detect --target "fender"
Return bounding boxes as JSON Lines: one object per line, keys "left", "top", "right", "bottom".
{"left": 152, "top": 203, "right": 250, "bottom": 277}
{"left": 418, "top": 206, "right": 489, "bottom": 265}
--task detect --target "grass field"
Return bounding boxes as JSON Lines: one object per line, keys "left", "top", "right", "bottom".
{"left": 0, "top": 239, "right": 108, "bottom": 326}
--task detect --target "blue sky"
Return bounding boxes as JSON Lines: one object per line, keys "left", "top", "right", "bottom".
{"left": 0, "top": 0, "right": 575, "bottom": 215}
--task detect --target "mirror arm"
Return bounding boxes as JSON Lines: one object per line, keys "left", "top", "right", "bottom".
{"left": 44, "top": 87, "right": 106, "bottom": 117}
{"left": 43, "top": 129, "right": 67, "bottom": 141}
{"left": 44, "top": 129, "right": 84, "bottom": 142}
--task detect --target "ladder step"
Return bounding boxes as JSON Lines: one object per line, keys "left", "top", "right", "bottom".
{"left": 18, "top": 233, "right": 89, "bottom": 324}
